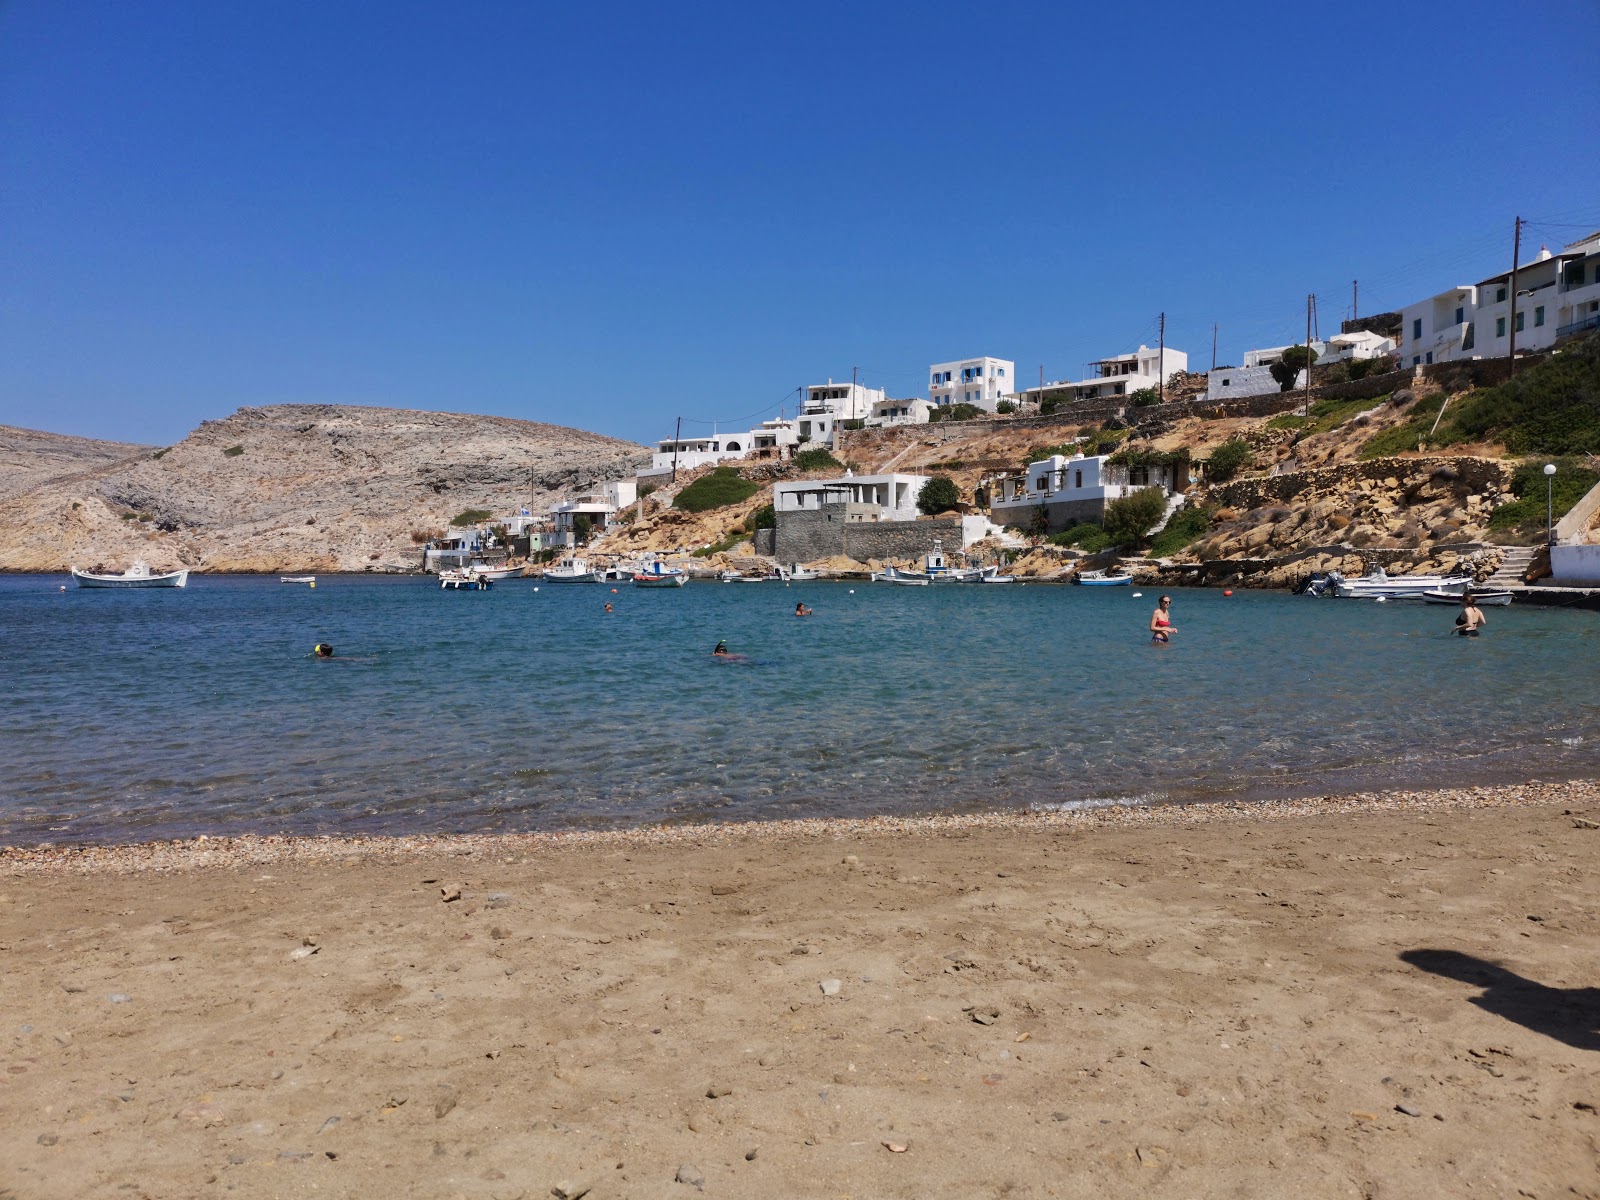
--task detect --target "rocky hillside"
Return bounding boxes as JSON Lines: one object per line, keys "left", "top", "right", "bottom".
{"left": 0, "top": 425, "right": 157, "bottom": 504}
{"left": 0, "top": 405, "right": 649, "bottom": 573}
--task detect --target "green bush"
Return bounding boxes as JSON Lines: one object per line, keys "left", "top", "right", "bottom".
{"left": 1046, "top": 522, "right": 1112, "bottom": 553}
{"left": 793, "top": 447, "right": 843, "bottom": 472}
{"left": 841, "top": 419, "right": 866, "bottom": 431}
{"left": 1266, "top": 414, "right": 1311, "bottom": 432}
{"left": 995, "top": 399, "right": 1016, "bottom": 414}
{"left": 450, "top": 508, "right": 492, "bottom": 527}
{"left": 570, "top": 513, "right": 594, "bottom": 544}
{"left": 1206, "top": 440, "right": 1252, "bottom": 481}
{"left": 692, "top": 530, "right": 747, "bottom": 557}
{"left": 1130, "top": 387, "right": 1161, "bottom": 407}
{"left": 674, "top": 467, "right": 758, "bottom": 513}
{"left": 752, "top": 503, "right": 776, "bottom": 530}
{"left": 1487, "top": 458, "right": 1600, "bottom": 534}
{"left": 222, "top": 445, "right": 244, "bottom": 457}
{"left": 1270, "top": 344, "right": 1318, "bottom": 391}
{"left": 917, "top": 475, "right": 961, "bottom": 515}
{"left": 1444, "top": 332, "right": 1600, "bottom": 454}
{"left": 930, "top": 402, "right": 984, "bottom": 423}
{"left": 1103, "top": 487, "right": 1169, "bottom": 546}
{"left": 1147, "top": 502, "right": 1213, "bottom": 558}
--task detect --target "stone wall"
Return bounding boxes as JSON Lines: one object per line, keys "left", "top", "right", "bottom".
{"left": 774, "top": 504, "right": 963, "bottom": 564}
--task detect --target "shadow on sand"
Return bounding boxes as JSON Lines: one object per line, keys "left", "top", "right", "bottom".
{"left": 1400, "top": 949, "right": 1600, "bottom": 1052}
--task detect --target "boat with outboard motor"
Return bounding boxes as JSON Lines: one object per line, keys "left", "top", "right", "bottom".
{"left": 71, "top": 561, "right": 189, "bottom": 589}
{"left": 1331, "top": 565, "right": 1474, "bottom": 600}
{"left": 1075, "top": 569, "right": 1132, "bottom": 586}
{"left": 633, "top": 562, "right": 688, "bottom": 588}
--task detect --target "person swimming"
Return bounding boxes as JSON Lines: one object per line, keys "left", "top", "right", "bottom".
{"left": 312, "top": 643, "right": 334, "bottom": 658}
{"left": 712, "top": 640, "right": 729, "bottom": 657}
{"left": 1455, "top": 591, "right": 1486, "bottom": 637}
{"left": 1149, "top": 596, "right": 1174, "bottom": 644}
{"left": 795, "top": 602, "right": 813, "bottom": 617}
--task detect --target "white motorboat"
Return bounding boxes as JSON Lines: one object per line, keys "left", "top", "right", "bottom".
{"left": 1331, "top": 566, "right": 1472, "bottom": 600}
{"left": 980, "top": 572, "right": 1016, "bottom": 584}
{"left": 870, "top": 567, "right": 930, "bottom": 586}
{"left": 543, "top": 556, "right": 600, "bottom": 583}
{"left": 1422, "top": 588, "right": 1512, "bottom": 606}
{"left": 1075, "top": 569, "right": 1132, "bottom": 586}
{"left": 786, "top": 564, "right": 819, "bottom": 581}
{"left": 280, "top": 575, "right": 316, "bottom": 584}
{"left": 71, "top": 561, "right": 189, "bottom": 589}
{"left": 439, "top": 568, "right": 492, "bottom": 590}
{"left": 468, "top": 562, "right": 523, "bottom": 582}
{"left": 720, "top": 569, "right": 745, "bottom": 582}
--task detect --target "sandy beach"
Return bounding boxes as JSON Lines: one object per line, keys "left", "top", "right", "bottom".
{"left": 4, "top": 782, "right": 1599, "bottom": 1200}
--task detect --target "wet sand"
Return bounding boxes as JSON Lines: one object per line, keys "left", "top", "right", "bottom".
{"left": 4, "top": 781, "right": 1599, "bottom": 1199}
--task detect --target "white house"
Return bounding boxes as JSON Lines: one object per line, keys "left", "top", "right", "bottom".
{"left": 988, "top": 452, "right": 1179, "bottom": 533}
{"left": 1206, "top": 363, "right": 1299, "bottom": 401}
{"left": 866, "top": 397, "right": 932, "bottom": 427}
{"left": 773, "top": 472, "right": 928, "bottom": 522}
{"left": 1319, "top": 330, "right": 1397, "bottom": 363}
{"left": 650, "top": 419, "right": 799, "bottom": 471}
{"left": 797, "top": 379, "right": 885, "bottom": 444}
{"left": 1397, "top": 286, "right": 1478, "bottom": 366}
{"left": 1014, "top": 345, "right": 1189, "bottom": 408}
{"left": 1242, "top": 344, "right": 1323, "bottom": 368}
{"left": 929, "top": 356, "right": 1014, "bottom": 412}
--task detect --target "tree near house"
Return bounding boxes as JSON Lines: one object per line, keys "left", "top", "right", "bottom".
{"left": 1270, "top": 344, "right": 1318, "bottom": 391}
{"left": 570, "top": 513, "right": 594, "bottom": 544}
{"left": 916, "top": 475, "right": 961, "bottom": 515}
{"left": 1102, "top": 487, "right": 1169, "bottom": 547}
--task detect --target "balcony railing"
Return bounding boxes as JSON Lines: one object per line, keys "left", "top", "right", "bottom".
{"left": 1557, "top": 313, "right": 1600, "bottom": 339}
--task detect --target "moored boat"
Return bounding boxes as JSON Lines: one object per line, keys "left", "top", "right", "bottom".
{"left": 439, "top": 568, "right": 492, "bottom": 590}
{"left": 1331, "top": 566, "right": 1473, "bottom": 600}
{"left": 633, "top": 563, "right": 688, "bottom": 587}
{"left": 280, "top": 575, "right": 316, "bottom": 584}
{"left": 468, "top": 562, "right": 523, "bottom": 582}
{"left": 1422, "top": 587, "right": 1512, "bottom": 605}
{"left": 1075, "top": 569, "right": 1132, "bottom": 586}
{"left": 71, "top": 561, "right": 189, "bottom": 589}
{"left": 543, "top": 557, "right": 600, "bottom": 583}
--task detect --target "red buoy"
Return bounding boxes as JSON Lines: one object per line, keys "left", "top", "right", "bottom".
{"left": 1223, "top": 589, "right": 1234, "bottom": 597}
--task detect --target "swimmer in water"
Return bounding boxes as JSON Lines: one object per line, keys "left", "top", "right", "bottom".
{"left": 1149, "top": 595, "right": 1175, "bottom": 644}
{"left": 312, "top": 642, "right": 335, "bottom": 658}
{"left": 795, "top": 602, "right": 813, "bottom": 617}
{"left": 604, "top": 602, "right": 614, "bottom": 613}
{"left": 712, "top": 640, "right": 729, "bottom": 657}
{"left": 1454, "top": 591, "right": 1486, "bottom": 637}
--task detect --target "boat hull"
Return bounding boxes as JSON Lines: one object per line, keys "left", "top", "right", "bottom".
{"left": 72, "top": 568, "right": 189, "bottom": 589}
{"left": 633, "top": 573, "right": 687, "bottom": 588}
{"left": 1076, "top": 573, "right": 1131, "bottom": 586}
{"left": 1422, "top": 588, "right": 1512, "bottom": 605}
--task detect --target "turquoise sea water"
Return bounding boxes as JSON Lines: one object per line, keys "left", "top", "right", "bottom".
{"left": 1, "top": 574, "right": 1597, "bottom": 845}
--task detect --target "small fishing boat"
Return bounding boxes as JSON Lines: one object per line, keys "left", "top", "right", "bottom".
{"left": 439, "top": 568, "right": 492, "bottom": 590}
{"left": 468, "top": 562, "right": 522, "bottom": 582}
{"left": 786, "top": 564, "right": 819, "bottom": 581}
{"left": 633, "top": 563, "right": 688, "bottom": 588}
{"left": 870, "top": 567, "right": 930, "bottom": 586}
{"left": 980, "top": 572, "right": 1016, "bottom": 584}
{"left": 720, "top": 569, "right": 745, "bottom": 582}
{"left": 280, "top": 575, "right": 316, "bottom": 584}
{"left": 1422, "top": 588, "right": 1512, "bottom": 606}
{"left": 71, "top": 561, "right": 189, "bottom": 589}
{"left": 1075, "top": 569, "right": 1132, "bottom": 586}
{"left": 543, "top": 556, "right": 600, "bottom": 583}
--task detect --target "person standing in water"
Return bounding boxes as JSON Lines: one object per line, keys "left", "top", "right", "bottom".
{"left": 1455, "top": 591, "right": 1487, "bottom": 637}
{"left": 795, "top": 602, "right": 812, "bottom": 617}
{"left": 1149, "top": 595, "right": 1175, "bottom": 644}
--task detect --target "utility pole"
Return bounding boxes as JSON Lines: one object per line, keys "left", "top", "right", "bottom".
{"left": 670, "top": 416, "right": 681, "bottom": 483}
{"left": 1352, "top": 279, "right": 1359, "bottom": 322}
{"left": 1157, "top": 311, "right": 1166, "bottom": 402}
{"left": 1311, "top": 294, "right": 1320, "bottom": 342}
{"left": 1303, "top": 294, "right": 1314, "bottom": 416}
{"left": 1508, "top": 215, "right": 1524, "bottom": 377}
{"left": 1211, "top": 322, "right": 1218, "bottom": 371}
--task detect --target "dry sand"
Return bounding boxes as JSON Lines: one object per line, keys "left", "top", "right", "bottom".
{"left": 4, "top": 783, "right": 1599, "bottom": 1199}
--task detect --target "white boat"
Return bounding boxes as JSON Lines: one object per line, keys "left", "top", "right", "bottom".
{"left": 633, "top": 563, "right": 688, "bottom": 588}
{"left": 1331, "top": 566, "right": 1472, "bottom": 600}
{"left": 71, "top": 561, "right": 189, "bottom": 589}
{"left": 280, "top": 575, "right": 316, "bottom": 584}
{"left": 439, "top": 568, "right": 492, "bottom": 590}
{"left": 1075, "top": 569, "right": 1132, "bottom": 586}
{"left": 1422, "top": 588, "right": 1512, "bottom": 606}
{"left": 870, "top": 567, "right": 930, "bottom": 586}
{"left": 980, "top": 572, "right": 1016, "bottom": 584}
{"left": 468, "top": 562, "right": 522, "bottom": 582}
{"left": 787, "top": 564, "right": 819, "bottom": 581}
{"left": 720, "top": 569, "right": 745, "bottom": 582}
{"left": 543, "top": 556, "right": 600, "bottom": 583}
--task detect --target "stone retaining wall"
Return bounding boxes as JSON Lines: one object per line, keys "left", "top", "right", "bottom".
{"left": 1204, "top": 456, "right": 1512, "bottom": 511}
{"left": 774, "top": 506, "right": 962, "bottom": 564}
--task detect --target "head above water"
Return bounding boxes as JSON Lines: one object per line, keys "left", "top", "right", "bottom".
{"left": 1159, "top": 596, "right": 1171, "bottom": 607}
{"left": 313, "top": 643, "right": 334, "bottom": 658}
{"left": 713, "top": 640, "right": 728, "bottom": 655}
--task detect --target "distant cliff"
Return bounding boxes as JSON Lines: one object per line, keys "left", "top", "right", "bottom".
{"left": 0, "top": 405, "right": 649, "bottom": 573}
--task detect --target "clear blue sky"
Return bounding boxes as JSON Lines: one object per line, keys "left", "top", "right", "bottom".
{"left": 3, "top": 0, "right": 1598, "bottom": 447}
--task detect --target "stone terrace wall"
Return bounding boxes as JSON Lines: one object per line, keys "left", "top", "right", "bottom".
{"left": 1205, "top": 455, "right": 1513, "bottom": 510}
{"left": 774, "top": 506, "right": 962, "bottom": 564}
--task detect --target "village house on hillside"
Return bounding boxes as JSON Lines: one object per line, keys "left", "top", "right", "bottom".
{"left": 929, "top": 355, "right": 1014, "bottom": 412}
{"left": 987, "top": 451, "right": 1182, "bottom": 533}
{"left": 1400, "top": 230, "right": 1600, "bottom": 367}
{"left": 1012, "top": 344, "right": 1188, "bottom": 408}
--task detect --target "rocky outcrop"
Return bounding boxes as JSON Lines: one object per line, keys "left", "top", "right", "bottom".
{"left": 0, "top": 405, "right": 649, "bottom": 573}
{"left": 0, "top": 425, "right": 156, "bottom": 503}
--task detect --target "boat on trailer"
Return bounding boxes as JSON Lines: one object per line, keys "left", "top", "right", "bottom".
{"left": 71, "top": 561, "right": 189, "bottom": 589}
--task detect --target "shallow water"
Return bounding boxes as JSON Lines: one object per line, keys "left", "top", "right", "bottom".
{"left": 1, "top": 574, "right": 1596, "bottom": 845}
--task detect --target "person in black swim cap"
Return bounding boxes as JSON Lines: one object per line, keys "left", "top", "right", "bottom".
{"left": 313, "top": 643, "right": 334, "bottom": 658}
{"left": 712, "top": 640, "right": 728, "bottom": 657}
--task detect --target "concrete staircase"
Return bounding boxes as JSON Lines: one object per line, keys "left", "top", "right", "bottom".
{"left": 1483, "top": 545, "right": 1536, "bottom": 588}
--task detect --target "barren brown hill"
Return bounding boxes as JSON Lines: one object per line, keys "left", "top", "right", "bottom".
{"left": 0, "top": 424, "right": 157, "bottom": 504}
{"left": 0, "top": 405, "right": 649, "bottom": 573}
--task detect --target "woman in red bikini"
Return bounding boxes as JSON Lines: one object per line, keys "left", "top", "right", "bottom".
{"left": 1149, "top": 595, "right": 1175, "bottom": 644}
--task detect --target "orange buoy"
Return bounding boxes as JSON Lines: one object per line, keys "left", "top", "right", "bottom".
{"left": 1223, "top": 589, "right": 1234, "bottom": 597}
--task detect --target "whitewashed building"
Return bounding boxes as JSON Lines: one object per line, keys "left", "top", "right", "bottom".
{"left": 988, "top": 452, "right": 1179, "bottom": 533}
{"left": 866, "top": 397, "right": 932, "bottom": 427}
{"left": 1014, "top": 345, "right": 1188, "bottom": 408}
{"left": 929, "top": 356, "right": 1014, "bottom": 412}
{"left": 1205, "top": 363, "right": 1300, "bottom": 401}
{"left": 1319, "top": 330, "right": 1397, "bottom": 363}
{"left": 1398, "top": 286, "right": 1480, "bottom": 366}
{"left": 797, "top": 379, "right": 885, "bottom": 444}
{"left": 650, "top": 419, "right": 799, "bottom": 471}
{"left": 773, "top": 472, "right": 927, "bottom": 522}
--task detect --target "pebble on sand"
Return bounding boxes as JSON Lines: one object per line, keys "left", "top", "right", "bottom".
{"left": 675, "top": 1163, "right": 705, "bottom": 1188}
{"left": 819, "top": 979, "right": 842, "bottom": 996}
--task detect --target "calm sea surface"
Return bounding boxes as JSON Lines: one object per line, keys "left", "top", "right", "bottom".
{"left": 2, "top": 574, "right": 1597, "bottom": 845}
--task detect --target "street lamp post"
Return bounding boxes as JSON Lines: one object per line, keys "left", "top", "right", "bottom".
{"left": 1544, "top": 462, "right": 1557, "bottom": 546}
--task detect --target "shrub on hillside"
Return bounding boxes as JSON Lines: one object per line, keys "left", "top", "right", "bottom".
{"left": 1445, "top": 331, "right": 1600, "bottom": 454}
{"left": 793, "top": 447, "right": 843, "bottom": 472}
{"left": 751, "top": 503, "right": 776, "bottom": 530}
{"left": 1205, "top": 440, "right": 1252, "bottom": 481}
{"left": 674, "top": 467, "right": 758, "bottom": 513}
{"left": 1130, "top": 387, "right": 1161, "bottom": 407}
{"left": 451, "top": 509, "right": 492, "bottom": 527}
{"left": 916, "top": 475, "right": 961, "bottom": 514}
{"left": 1102, "top": 487, "right": 1169, "bottom": 546}
{"left": 995, "top": 399, "right": 1017, "bottom": 414}
{"left": 1487, "top": 458, "right": 1600, "bottom": 535}
{"left": 1046, "top": 522, "right": 1112, "bottom": 553}
{"left": 1147, "top": 503, "right": 1213, "bottom": 558}
{"left": 930, "top": 403, "right": 984, "bottom": 423}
